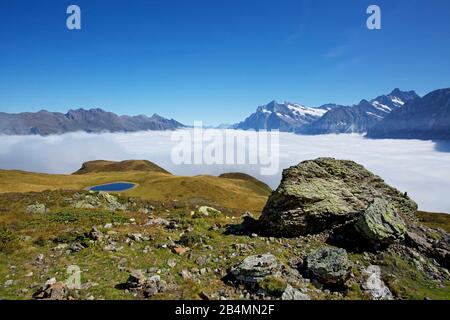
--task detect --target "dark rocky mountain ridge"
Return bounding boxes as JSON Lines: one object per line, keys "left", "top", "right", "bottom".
{"left": 0, "top": 108, "right": 184, "bottom": 135}
{"left": 232, "top": 100, "right": 328, "bottom": 132}
{"left": 298, "top": 89, "right": 419, "bottom": 135}
{"left": 367, "top": 88, "right": 450, "bottom": 140}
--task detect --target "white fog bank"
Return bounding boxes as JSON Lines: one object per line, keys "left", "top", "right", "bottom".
{"left": 1, "top": 131, "right": 450, "bottom": 213}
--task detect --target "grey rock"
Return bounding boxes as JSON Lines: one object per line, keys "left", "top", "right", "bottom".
{"left": 179, "top": 269, "right": 193, "bottom": 280}
{"left": 88, "top": 227, "right": 103, "bottom": 241}
{"left": 361, "top": 265, "right": 393, "bottom": 300}
{"left": 26, "top": 203, "right": 48, "bottom": 214}
{"left": 230, "top": 253, "right": 279, "bottom": 284}
{"left": 146, "top": 218, "right": 171, "bottom": 227}
{"left": 4, "top": 279, "right": 14, "bottom": 287}
{"left": 69, "top": 242, "right": 86, "bottom": 253}
{"left": 125, "top": 270, "right": 167, "bottom": 298}
{"left": 281, "top": 284, "right": 310, "bottom": 300}
{"left": 406, "top": 225, "right": 450, "bottom": 269}
{"left": 167, "top": 259, "right": 177, "bottom": 268}
{"left": 355, "top": 198, "right": 407, "bottom": 244}
{"left": 198, "top": 206, "right": 221, "bottom": 216}
{"left": 259, "top": 158, "right": 417, "bottom": 237}
{"left": 305, "top": 247, "right": 352, "bottom": 286}
{"left": 128, "top": 233, "right": 144, "bottom": 242}
{"left": 32, "top": 278, "right": 67, "bottom": 300}
{"left": 195, "top": 256, "right": 208, "bottom": 266}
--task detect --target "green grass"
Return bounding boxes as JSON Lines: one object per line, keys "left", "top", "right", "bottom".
{"left": 380, "top": 251, "right": 450, "bottom": 300}
{"left": 0, "top": 163, "right": 449, "bottom": 300}
{"left": 417, "top": 211, "right": 450, "bottom": 232}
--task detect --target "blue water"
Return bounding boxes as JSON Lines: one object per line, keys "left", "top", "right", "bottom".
{"left": 89, "top": 182, "right": 136, "bottom": 192}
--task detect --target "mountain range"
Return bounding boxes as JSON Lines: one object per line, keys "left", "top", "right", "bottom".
{"left": 1, "top": 88, "right": 449, "bottom": 140}
{"left": 367, "top": 88, "right": 450, "bottom": 140}
{"left": 298, "top": 89, "right": 419, "bottom": 135}
{"left": 231, "top": 101, "right": 337, "bottom": 132}
{"left": 230, "top": 89, "right": 419, "bottom": 134}
{"left": 231, "top": 88, "right": 450, "bottom": 141}
{"left": 0, "top": 108, "right": 184, "bottom": 135}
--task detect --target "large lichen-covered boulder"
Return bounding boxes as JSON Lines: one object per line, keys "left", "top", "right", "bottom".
{"left": 355, "top": 198, "right": 407, "bottom": 244}
{"left": 305, "top": 247, "right": 352, "bottom": 286}
{"left": 258, "top": 158, "right": 417, "bottom": 237}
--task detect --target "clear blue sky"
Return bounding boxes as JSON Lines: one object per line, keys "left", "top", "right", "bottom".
{"left": 0, "top": 0, "right": 449, "bottom": 125}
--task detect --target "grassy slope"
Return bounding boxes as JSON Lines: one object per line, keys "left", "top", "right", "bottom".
{"left": 0, "top": 169, "right": 270, "bottom": 214}
{"left": 417, "top": 211, "right": 450, "bottom": 232}
{"left": 73, "top": 160, "right": 171, "bottom": 175}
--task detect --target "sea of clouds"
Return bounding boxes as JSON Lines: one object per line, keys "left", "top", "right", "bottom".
{"left": 1, "top": 130, "right": 450, "bottom": 213}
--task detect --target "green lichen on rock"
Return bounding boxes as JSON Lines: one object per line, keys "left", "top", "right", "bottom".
{"left": 230, "top": 253, "right": 279, "bottom": 284}
{"left": 305, "top": 246, "right": 352, "bottom": 286}
{"left": 259, "top": 158, "right": 417, "bottom": 237}
{"left": 355, "top": 198, "right": 407, "bottom": 244}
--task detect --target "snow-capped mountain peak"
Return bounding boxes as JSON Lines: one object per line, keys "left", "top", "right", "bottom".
{"left": 234, "top": 100, "right": 327, "bottom": 132}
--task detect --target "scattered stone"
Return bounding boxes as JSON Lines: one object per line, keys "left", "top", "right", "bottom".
{"left": 128, "top": 233, "right": 144, "bottom": 242}
{"left": 355, "top": 198, "right": 407, "bottom": 244}
{"left": 26, "top": 203, "right": 48, "bottom": 214}
{"left": 72, "top": 192, "right": 127, "bottom": 211}
{"left": 138, "top": 208, "right": 149, "bottom": 214}
{"left": 178, "top": 233, "right": 203, "bottom": 247}
{"left": 32, "top": 278, "right": 67, "bottom": 300}
{"left": 4, "top": 279, "right": 14, "bottom": 287}
{"left": 167, "top": 259, "right": 177, "bottom": 268}
{"left": 361, "top": 265, "right": 393, "bottom": 300}
{"left": 230, "top": 253, "right": 279, "bottom": 284}
{"left": 406, "top": 225, "right": 450, "bottom": 269}
{"left": 172, "top": 246, "right": 188, "bottom": 255}
{"left": 69, "top": 242, "right": 86, "bottom": 253}
{"left": 179, "top": 269, "right": 193, "bottom": 280}
{"left": 104, "top": 223, "right": 113, "bottom": 229}
{"left": 88, "top": 227, "right": 103, "bottom": 241}
{"left": 198, "top": 206, "right": 221, "bottom": 216}
{"left": 146, "top": 218, "right": 171, "bottom": 227}
{"left": 103, "top": 244, "right": 117, "bottom": 252}
{"left": 124, "top": 270, "right": 167, "bottom": 298}
{"left": 118, "top": 258, "right": 127, "bottom": 271}
{"left": 195, "top": 256, "right": 208, "bottom": 266}
{"left": 281, "top": 284, "right": 311, "bottom": 300}
{"left": 199, "top": 291, "right": 211, "bottom": 300}
{"left": 305, "top": 247, "right": 352, "bottom": 286}
{"left": 36, "top": 254, "right": 44, "bottom": 264}
{"left": 80, "top": 281, "right": 98, "bottom": 291}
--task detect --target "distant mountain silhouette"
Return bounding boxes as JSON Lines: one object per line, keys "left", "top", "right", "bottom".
{"left": 0, "top": 108, "right": 184, "bottom": 135}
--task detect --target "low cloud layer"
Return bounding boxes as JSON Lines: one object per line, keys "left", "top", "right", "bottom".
{"left": 1, "top": 131, "right": 450, "bottom": 213}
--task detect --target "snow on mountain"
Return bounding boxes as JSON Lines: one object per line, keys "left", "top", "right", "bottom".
{"left": 298, "top": 89, "right": 419, "bottom": 135}
{"left": 233, "top": 100, "right": 327, "bottom": 132}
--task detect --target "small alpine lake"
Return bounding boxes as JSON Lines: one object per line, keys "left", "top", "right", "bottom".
{"left": 89, "top": 182, "right": 136, "bottom": 192}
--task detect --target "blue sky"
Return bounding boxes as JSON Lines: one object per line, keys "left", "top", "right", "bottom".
{"left": 0, "top": 0, "right": 449, "bottom": 125}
